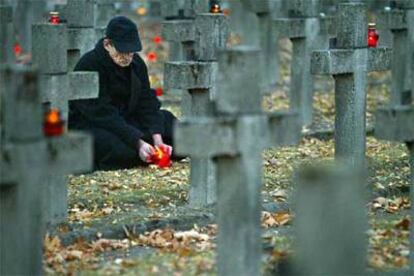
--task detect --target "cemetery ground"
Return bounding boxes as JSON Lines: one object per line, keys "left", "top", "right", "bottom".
{"left": 42, "top": 24, "right": 410, "bottom": 275}
{"left": 44, "top": 81, "right": 410, "bottom": 275}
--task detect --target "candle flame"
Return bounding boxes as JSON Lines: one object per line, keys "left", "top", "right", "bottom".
{"left": 150, "top": 146, "right": 172, "bottom": 168}
{"left": 43, "top": 108, "right": 65, "bottom": 137}
{"left": 210, "top": 4, "right": 222, "bottom": 14}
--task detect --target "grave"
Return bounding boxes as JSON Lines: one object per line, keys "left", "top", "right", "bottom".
{"left": 164, "top": 12, "right": 229, "bottom": 207}
{"left": 175, "top": 46, "right": 301, "bottom": 276}
{"left": 227, "top": 0, "right": 258, "bottom": 46}
{"left": 0, "top": 4, "right": 13, "bottom": 64}
{"left": 380, "top": 0, "right": 414, "bottom": 105}
{"left": 0, "top": 65, "right": 93, "bottom": 275}
{"left": 274, "top": 0, "right": 334, "bottom": 126}
{"left": 240, "top": 0, "right": 280, "bottom": 93}
{"left": 293, "top": 163, "right": 366, "bottom": 275}
{"left": 95, "top": 0, "right": 117, "bottom": 29}
{"left": 14, "top": 0, "right": 46, "bottom": 55}
{"left": 311, "top": 2, "right": 391, "bottom": 169}
{"left": 65, "top": 0, "right": 97, "bottom": 71}
{"left": 31, "top": 17, "right": 99, "bottom": 225}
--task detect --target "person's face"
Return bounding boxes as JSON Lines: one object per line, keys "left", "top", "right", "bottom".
{"left": 103, "top": 39, "right": 134, "bottom": 67}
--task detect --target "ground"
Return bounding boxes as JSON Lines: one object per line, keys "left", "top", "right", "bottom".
{"left": 43, "top": 17, "right": 411, "bottom": 275}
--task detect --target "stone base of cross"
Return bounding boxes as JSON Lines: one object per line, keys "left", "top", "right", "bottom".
{"left": 0, "top": 65, "right": 93, "bottom": 275}
{"left": 174, "top": 46, "right": 301, "bottom": 276}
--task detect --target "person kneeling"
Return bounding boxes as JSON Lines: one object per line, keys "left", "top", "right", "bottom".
{"left": 69, "top": 16, "right": 178, "bottom": 170}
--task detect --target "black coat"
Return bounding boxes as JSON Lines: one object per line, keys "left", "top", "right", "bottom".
{"left": 69, "top": 39, "right": 163, "bottom": 149}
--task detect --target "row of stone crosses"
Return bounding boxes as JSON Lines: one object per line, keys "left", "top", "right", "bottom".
{"left": 0, "top": 0, "right": 413, "bottom": 275}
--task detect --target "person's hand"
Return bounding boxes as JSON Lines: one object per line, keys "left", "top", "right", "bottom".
{"left": 152, "top": 134, "right": 173, "bottom": 156}
{"left": 138, "top": 139, "right": 155, "bottom": 163}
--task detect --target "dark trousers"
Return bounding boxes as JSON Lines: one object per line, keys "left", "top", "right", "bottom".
{"left": 88, "top": 110, "right": 177, "bottom": 171}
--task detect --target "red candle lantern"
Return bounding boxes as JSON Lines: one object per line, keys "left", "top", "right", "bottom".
{"left": 150, "top": 146, "right": 172, "bottom": 168}
{"left": 49, "top": 11, "right": 60, "bottom": 25}
{"left": 368, "top": 23, "right": 379, "bottom": 48}
{"left": 43, "top": 108, "right": 65, "bottom": 137}
{"left": 210, "top": 3, "right": 222, "bottom": 14}
{"left": 155, "top": 87, "right": 163, "bottom": 97}
{"left": 13, "top": 43, "right": 22, "bottom": 57}
{"left": 147, "top": 51, "right": 157, "bottom": 62}
{"left": 153, "top": 36, "right": 162, "bottom": 44}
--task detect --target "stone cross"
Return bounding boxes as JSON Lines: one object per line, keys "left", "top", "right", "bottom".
{"left": 32, "top": 19, "right": 99, "bottom": 122}
{"left": 240, "top": 0, "right": 281, "bottom": 93}
{"left": 380, "top": 0, "right": 414, "bottom": 105}
{"left": 66, "top": 0, "right": 97, "bottom": 71}
{"left": 175, "top": 46, "right": 301, "bottom": 276}
{"left": 0, "top": 4, "right": 13, "bottom": 64}
{"left": 31, "top": 19, "right": 99, "bottom": 225}
{"left": 228, "top": 0, "right": 259, "bottom": 46}
{"left": 14, "top": 0, "right": 46, "bottom": 54}
{"left": 311, "top": 2, "right": 391, "bottom": 169}
{"left": 274, "top": 0, "right": 334, "bottom": 126}
{"left": 293, "top": 163, "right": 366, "bottom": 275}
{"left": 164, "top": 13, "right": 228, "bottom": 207}
{"left": 374, "top": 104, "right": 414, "bottom": 272}
{"left": 0, "top": 65, "right": 93, "bottom": 275}
{"left": 95, "top": 0, "right": 117, "bottom": 38}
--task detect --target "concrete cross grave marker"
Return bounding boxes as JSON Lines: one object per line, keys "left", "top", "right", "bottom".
{"left": 311, "top": 2, "right": 392, "bottom": 170}
{"left": 161, "top": 0, "right": 209, "bottom": 116}
{"left": 164, "top": 12, "right": 228, "bottom": 207}
{"left": 14, "top": 0, "right": 46, "bottom": 55}
{"left": 227, "top": 0, "right": 259, "bottom": 46}
{"left": 66, "top": 0, "right": 97, "bottom": 71}
{"left": 0, "top": 65, "right": 93, "bottom": 275}
{"left": 95, "top": 0, "right": 117, "bottom": 38}
{"left": 240, "top": 0, "right": 281, "bottom": 93}
{"left": 380, "top": 0, "right": 414, "bottom": 105}
{"left": 175, "top": 46, "right": 301, "bottom": 276}
{"left": 293, "top": 163, "right": 366, "bottom": 275}
{"left": 31, "top": 18, "right": 99, "bottom": 225}
{"left": 274, "top": 0, "right": 335, "bottom": 126}
{"left": 0, "top": 4, "right": 13, "bottom": 64}
{"left": 374, "top": 104, "right": 414, "bottom": 272}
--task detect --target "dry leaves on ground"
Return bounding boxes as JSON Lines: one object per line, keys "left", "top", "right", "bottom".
{"left": 262, "top": 211, "right": 292, "bottom": 228}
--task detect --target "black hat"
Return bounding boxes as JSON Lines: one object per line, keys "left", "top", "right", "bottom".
{"left": 106, "top": 16, "right": 142, "bottom": 53}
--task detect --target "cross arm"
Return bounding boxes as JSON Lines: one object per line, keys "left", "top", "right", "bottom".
{"left": 47, "top": 131, "right": 93, "bottom": 174}
{"left": 162, "top": 20, "right": 195, "bottom": 43}
{"left": 174, "top": 117, "right": 238, "bottom": 158}
{"left": 380, "top": 9, "right": 407, "bottom": 31}
{"left": 311, "top": 48, "right": 392, "bottom": 75}
{"left": 273, "top": 18, "right": 306, "bottom": 38}
{"left": 375, "top": 106, "right": 414, "bottom": 142}
{"left": 68, "top": 71, "right": 99, "bottom": 100}
{"left": 164, "top": 61, "right": 217, "bottom": 90}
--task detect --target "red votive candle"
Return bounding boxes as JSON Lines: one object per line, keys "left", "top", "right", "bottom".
{"left": 368, "top": 23, "right": 379, "bottom": 48}
{"left": 49, "top": 11, "right": 60, "bottom": 25}
{"left": 43, "top": 108, "right": 65, "bottom": 137}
